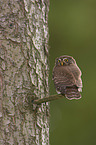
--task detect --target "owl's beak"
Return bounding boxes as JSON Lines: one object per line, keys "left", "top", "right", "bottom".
{"left": 60, "top": 61, "right": 64, "bottom": 66}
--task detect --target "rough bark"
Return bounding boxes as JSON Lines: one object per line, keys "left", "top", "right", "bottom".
{"left": 0, "top": 0, "right": 49, "bottom": 144}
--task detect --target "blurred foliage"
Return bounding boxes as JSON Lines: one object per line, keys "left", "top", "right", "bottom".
{"left": 49, "top": 0, "right": 96, "bottom": 145}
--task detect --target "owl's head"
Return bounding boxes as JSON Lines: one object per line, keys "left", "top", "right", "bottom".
{"left": 55, "top": 55, "right": 76, "bottom": 66}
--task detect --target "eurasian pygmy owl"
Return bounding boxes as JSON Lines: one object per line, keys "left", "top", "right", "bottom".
{"left": 52, "top": 55, "right": 83, "bottom": 100}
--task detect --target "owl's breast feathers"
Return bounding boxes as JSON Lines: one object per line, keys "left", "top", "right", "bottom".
{"left": 52, "top": 64, "right": 82, "bottom": 100}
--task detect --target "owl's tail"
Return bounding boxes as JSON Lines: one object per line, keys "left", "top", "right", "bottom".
{"left": 64, "top": 86, "right": 82, "bottom": 100}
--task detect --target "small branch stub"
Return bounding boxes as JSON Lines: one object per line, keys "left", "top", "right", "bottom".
{"left": 33, "top": 94, "right": 64, "bottom": 104}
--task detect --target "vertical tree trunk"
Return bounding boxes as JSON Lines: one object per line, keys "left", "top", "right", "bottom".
{"left": 0, "top": 0, "right": 49, "bottom": 144}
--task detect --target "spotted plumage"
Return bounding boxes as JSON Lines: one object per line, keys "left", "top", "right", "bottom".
{"left": 52, "top": 55, "right": 83, "bottom": 100}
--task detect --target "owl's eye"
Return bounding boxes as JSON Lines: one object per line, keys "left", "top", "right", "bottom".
{"left": 56, "top": 59, "right": 61, "bottom": 65}
{"left": 57, "top": 59, "right": 61, "bottom": 62}
{"left": 64, "top": 58, "right": 68, "bottom": 62}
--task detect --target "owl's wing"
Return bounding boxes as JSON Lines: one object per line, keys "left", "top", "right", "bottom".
{"left": 68, "top": 64, "right": 83, "bottom": 88}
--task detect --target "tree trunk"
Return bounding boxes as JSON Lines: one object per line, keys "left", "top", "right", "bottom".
{"left": 0, "top": 0, "right": 49, "bottom": 144}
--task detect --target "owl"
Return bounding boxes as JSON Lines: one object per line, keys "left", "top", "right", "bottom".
{"left": 52, "top": 55, "right": 83, "bottom": 100}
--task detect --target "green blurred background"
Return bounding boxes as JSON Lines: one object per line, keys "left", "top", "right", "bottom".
{"left": 49, "top": 0, "right": 96, "bottom": 145}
